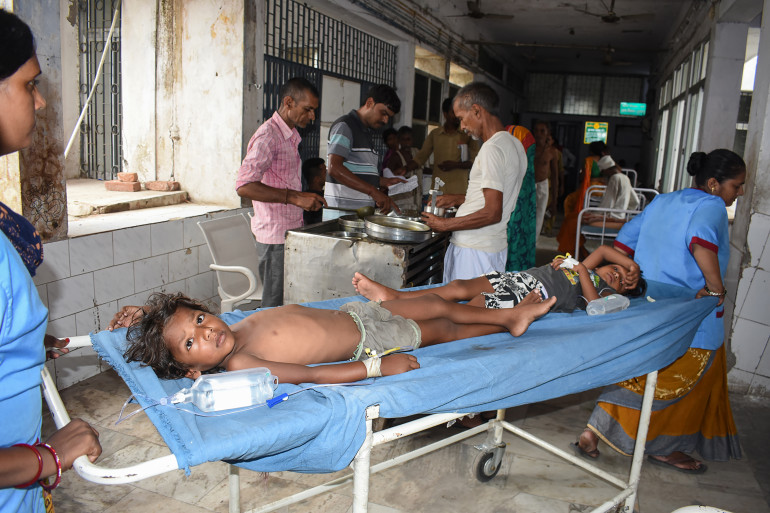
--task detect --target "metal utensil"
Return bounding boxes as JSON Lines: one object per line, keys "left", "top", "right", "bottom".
{"left": 324, "top": 231, "right": 369, "bottom": 241}
{"left": 364, "top": 215, "right": 431, "bottom": 243}
{"left": 337, "top": 215, "right": 366, "bottom": 232}
{"left": 324, "top": 206, "right": 375, "bottom": 218}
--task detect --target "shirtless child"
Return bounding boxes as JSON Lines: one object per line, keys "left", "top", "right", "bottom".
{"left": 533, "top": 121, "right": 560, "bottom": 238}
{"left": 110, "top": 292, "right": 556, "bottom": 384}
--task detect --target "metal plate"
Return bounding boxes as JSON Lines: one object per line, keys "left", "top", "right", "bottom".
{"left": 364, "top": 215, "right": 432, "bottom": 243}
{"left": 324, "top": 231, "right": 369, "bottom": 241}
{"left": 338, "top": 214, "right": 366, "bottom": 231}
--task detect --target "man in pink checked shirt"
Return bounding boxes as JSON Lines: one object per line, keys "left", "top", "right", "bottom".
{"left": 236, "top": 77, "right": 326, "bottom": 307}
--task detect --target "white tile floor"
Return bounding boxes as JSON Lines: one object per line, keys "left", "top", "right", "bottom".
{"left": 42, "top": 369, "right": 769, "bottom": 513}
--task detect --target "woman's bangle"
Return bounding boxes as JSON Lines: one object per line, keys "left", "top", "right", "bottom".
{"left": 704, "top": 285, "right": 726, "bottom": 297}
{"left": 12, "top": 443, "right": 43, "bottom": 489}
{"left": 35, "top": 443, "right": 62, "bottom": 491}
{"left": 283, "top": 188, "right": 290, "bottom": 204}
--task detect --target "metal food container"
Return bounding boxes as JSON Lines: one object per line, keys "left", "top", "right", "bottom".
{"left": 325, "top": 231, "right": 369, "bottom": 241}
{"left": 364, "top": 215, "right": 431, "bottom": 243}
{"left": 337, "top": 214, "right": 366, "bottom": 232}
{"left": 284, "top": 218, "right": 448, "bottom": 304}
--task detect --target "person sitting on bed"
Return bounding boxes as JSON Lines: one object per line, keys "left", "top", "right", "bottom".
{"left": 352, "top": 244, "right": 644, "bottom": 314}
{"left": 109, "top": 290, "right": 557, "bottom": 384}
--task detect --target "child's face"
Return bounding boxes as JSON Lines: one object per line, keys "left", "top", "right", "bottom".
{"left": 385, "top": 133, "right": 399, "bottom": 150}
{"left": 595, "top": 264, "right": 630, "bottom": 293}
{"left": 399, "top": 133, "right": 412, "bottom": 149}
{"left": 163, "top": 305, "right": 236, "bottom": 378}
{"left": 311, "top": 164, "right": 327, "bottom": 190}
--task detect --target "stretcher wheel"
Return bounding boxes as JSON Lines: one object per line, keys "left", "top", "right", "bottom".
{"left": 474, "top": 451, "right": 501, "bottom": 482}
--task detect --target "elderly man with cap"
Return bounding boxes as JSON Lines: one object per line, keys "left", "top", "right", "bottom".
{"left": 582, "top": 155, "right": 639, "bottom": 229}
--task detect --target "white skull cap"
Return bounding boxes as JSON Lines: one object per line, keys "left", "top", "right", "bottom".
{"left": 598, "top": 155, "right": 616, "bottom": 171}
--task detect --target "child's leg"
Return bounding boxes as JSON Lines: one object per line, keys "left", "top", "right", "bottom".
{"left": 381, "top": 293, "right": 556, "bottom": 339}
{"left": 353, "top": 272, "right": 493, "bottom": 303}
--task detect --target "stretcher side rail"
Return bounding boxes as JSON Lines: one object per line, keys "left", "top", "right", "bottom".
{"left": 41, "top": 338, "right": 180, "bottom": 485}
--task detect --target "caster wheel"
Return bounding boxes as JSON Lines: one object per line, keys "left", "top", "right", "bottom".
{"left": 474, "top": 451, "right": 501, "bottom": 482}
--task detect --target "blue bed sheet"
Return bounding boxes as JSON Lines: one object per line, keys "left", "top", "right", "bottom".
{"left": 90, "top": 281, "right": 718, "bottom": 474}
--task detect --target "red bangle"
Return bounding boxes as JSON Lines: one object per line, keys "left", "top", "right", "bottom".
{"left": 12, "top": 443, "right": 43, "bottom": 488}
{"left": 36, "top": 443, "right": 62, "bottom": 491}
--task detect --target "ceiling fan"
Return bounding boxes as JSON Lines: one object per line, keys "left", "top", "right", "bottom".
{"left": 449, "top": 0, "right": 515, "bottom": 20}
{"left": 566, "top": 0, "right": 654, "bottom": 23}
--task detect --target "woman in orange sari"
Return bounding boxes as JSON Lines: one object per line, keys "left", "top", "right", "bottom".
{"left": 556, "top": 141, "right": 608, "bottom": 254}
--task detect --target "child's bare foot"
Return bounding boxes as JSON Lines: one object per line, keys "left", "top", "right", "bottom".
{"left": 505, "top": 296, "right": 556, "bottom": 336}
{"left": 352, "top": 272, "right": 399, "bottom": 301}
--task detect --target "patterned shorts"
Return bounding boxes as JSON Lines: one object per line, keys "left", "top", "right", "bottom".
{"left": 482, "top": 271, "right": 546, "bottom": 309}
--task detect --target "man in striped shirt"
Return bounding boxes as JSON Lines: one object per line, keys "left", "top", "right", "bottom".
{"left": 236, "top": 77, "right": 325, "bottom": 307}
{"left": 325, "top": 84, "right": 402, "bottom": 213}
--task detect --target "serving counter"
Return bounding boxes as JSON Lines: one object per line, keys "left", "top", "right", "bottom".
{"left": 283, "top": 218, "right": 448, "bottom": 304}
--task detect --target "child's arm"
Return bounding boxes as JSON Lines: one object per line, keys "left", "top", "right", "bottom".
{"left": 580, "top": 245, "right": 640, "bottom": 290}
{"left": 226, "top": 352, "right": 420, "bottom": 384}
{"left": 572, "top": 262, "right": 602, "bottom": 302}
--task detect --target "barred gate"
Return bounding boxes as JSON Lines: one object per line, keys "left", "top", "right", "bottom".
{"left": 264, "top": 0, "right": 397, "bottom": 162}
{"left": 78, "top": 0, "right": 122, "bottom": 180}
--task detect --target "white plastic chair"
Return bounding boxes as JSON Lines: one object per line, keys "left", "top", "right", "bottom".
{"left": 198, "top": 214, "right": 263, "bottom": 312}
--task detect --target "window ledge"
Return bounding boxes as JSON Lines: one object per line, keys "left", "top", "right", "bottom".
{"left": 66, "top": 179, "right": 231, "bottom": 237}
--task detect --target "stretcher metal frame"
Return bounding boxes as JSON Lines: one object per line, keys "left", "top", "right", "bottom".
{"left": 44, "top": 336, "right": 657, "bottom": 513}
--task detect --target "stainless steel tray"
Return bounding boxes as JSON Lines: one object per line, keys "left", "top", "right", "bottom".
{"left": 364, "top": 215, "right": 432, "bottom": 243}
{"left": 338, "top": 214, "right": 366, "bottom": 231}
{"left": 324, "top": 230, "right": 369, "bottom": 241}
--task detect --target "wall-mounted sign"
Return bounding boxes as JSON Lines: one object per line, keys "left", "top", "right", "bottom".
{"left": 619, "top": 102, "right": 647, "bottom": 116}
{"left": 584, "top": 122, "right": 608, "bottom": 144}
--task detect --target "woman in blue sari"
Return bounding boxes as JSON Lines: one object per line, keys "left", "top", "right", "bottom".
{"left": 0, "top": 10, "right": 101, "bottom": 512}
{"left": 575, "top": 149, "right": 745, "bottom": 473}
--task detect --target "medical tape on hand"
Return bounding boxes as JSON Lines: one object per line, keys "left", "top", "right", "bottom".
{"left": 363, "top": 356, "right": 382, "bottom": 378}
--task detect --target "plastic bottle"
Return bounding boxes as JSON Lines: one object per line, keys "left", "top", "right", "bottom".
{"left": 586, "top": 294, "right": 630, "bottom": 316}
{"left": 171, "top": 367, "right": 278, "bottom": 412}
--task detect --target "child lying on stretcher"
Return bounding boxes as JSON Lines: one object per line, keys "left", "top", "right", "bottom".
{"left": 353, "top": 245, "right": 645, "bottom": 313}
{"left": 108, "top": 290, "right": 556, "bottom": 384}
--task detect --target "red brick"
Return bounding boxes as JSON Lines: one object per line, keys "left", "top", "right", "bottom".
{"left": 145, "top": 181, "right": 181, "bottom": 191}
{"left": 117, "top": 172, "right": 139, "bottom": 182}
{"left": 105, "top": 180, "right": 141, "bottom": 192}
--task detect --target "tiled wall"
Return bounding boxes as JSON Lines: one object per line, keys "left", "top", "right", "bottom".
{"left": 728, "top": 211, "right": 770, "bottom": 397}
{"left": 36, "top": 208, "right": 251, "bottom": 390}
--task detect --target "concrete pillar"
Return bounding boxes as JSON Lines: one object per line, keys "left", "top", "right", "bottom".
{"left": 725, "top": 0, "right": 770, "bottom": 395}
{"left": 14, "top": 0, "right": 68, "bottom": 240}
{"left": 699, "top": 22, "right": 749, "bottom": 151}
{"left": 394, "top": 41, "right": 415, "bottom": 127}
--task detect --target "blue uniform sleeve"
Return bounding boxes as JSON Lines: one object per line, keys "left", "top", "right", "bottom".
{"left": 686, "top": 197, "right": 727, "bottom": 254}
{"left": 327, "top": 120, "right": 353, "bottom": 160}
{"left": 614, "top": 204, "right": 646, "bottom": 255}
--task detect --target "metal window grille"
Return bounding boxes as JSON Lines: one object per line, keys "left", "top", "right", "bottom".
{"left": 601, "top": 76, "right": 643, "bottom": 117}
{"left": 263, "top": 0, "right": 397, "bottom": 162}
{"left": 527, "top": 73, "right": 564, "bottom": 113}
{"left": 563, "top": 75, "right": 602, "bottom": 116}
{"left": 265, "top": 0, "right": 396, "bottom": 84}
{"left": 78, "top": 0, "right": 122, "bottom": 180}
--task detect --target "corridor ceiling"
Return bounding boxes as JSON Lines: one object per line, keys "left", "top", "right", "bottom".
{"left": 350, "top": 0, "right": 704, "bottom": 77}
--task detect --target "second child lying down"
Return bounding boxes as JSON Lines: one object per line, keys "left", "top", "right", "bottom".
{"left": 109, "top": 291, "right": 555, "bottom": 385}
{"left": 353, "top": 245, "right": 645, "bottom": 312}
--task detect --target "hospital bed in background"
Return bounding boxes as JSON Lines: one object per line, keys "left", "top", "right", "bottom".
{"left": 42, "top": 282, "right": 718, "bottom": 513}
{"left": 575, "top": 186, "right": 659, "bottom": 259}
